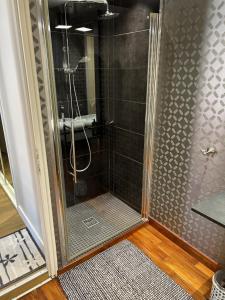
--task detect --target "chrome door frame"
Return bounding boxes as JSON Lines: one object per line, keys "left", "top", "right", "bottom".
{"left": 31, "top": 0, "right": 69, "bottom": 265}
{"left": 142, "top": 12, "right": 161, "bottom": 220}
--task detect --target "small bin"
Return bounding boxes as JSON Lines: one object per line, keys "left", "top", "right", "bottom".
{"left": 210, "top": 270, "right": 225, "bottom": 300}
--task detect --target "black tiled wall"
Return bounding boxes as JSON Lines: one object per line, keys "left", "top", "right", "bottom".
{"left": 49, "top": 1, "right": 157, "bottom": 210}
{"left": 100, "top": 1, "right": 151, "bottom": 212}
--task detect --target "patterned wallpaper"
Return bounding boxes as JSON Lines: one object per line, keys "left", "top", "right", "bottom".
{"left": 151, "top": 0, "right": 225, "bottom": 264}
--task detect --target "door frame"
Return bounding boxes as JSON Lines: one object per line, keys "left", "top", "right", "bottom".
{"left": 13, "top": 0, "right": 58, "bottom": 277}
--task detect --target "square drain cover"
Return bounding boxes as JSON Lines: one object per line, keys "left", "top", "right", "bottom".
{"left": 82, "top": 216, "right": 99, "bottom": 228}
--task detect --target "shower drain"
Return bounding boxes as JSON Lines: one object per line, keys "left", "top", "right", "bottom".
{"left": 82, "top": 216, "right": 99, "bottom": 229}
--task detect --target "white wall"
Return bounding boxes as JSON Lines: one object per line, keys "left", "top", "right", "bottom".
{"left": 0, "top": 0, "right": 44, "bottom": 252}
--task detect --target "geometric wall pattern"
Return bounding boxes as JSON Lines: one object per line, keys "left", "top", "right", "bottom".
{"left": 151, "top": 0, "right": 225, "bottom": 264}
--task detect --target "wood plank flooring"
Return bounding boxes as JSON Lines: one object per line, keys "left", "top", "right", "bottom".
{"left": 20, "top": 223, "right": 214, "bottom": 300}
{"left": 0, "top": 185, "right": 25, "bottom": 237}
{"left": 1, "top": 152, "right": 13, "bottom": 186}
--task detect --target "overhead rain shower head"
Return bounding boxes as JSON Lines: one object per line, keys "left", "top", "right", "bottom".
{"left": 49, "top": 0, "right": 119, "bottom": 19}
{"left": 98, "top": 9, "right": 119, "bottom": 20}
{"left": 98, "top": 2, "right": 119, "bottom": 20}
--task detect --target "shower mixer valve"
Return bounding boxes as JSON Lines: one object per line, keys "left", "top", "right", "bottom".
{"left": 63, "top": 67, "right": 76, "bottom": 74}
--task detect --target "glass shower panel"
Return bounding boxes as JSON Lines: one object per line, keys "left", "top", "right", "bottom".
{"left": 47, "top": 0, "right": 158, "bottom": 261}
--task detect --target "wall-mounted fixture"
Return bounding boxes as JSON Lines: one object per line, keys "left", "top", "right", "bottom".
{"left": 201, "top": 146, "right": 217, "bottom": 157}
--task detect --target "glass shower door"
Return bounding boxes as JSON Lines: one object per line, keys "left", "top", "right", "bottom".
{"left": 45, "top": 0, "right": 159, "bottom": 262}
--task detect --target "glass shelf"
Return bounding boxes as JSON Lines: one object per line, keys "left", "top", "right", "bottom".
{"left": 192, "top": 193, "right": 225, "bottom": 228}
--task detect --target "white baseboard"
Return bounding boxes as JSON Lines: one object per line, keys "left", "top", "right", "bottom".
{"left": 17, "top": 206, "right": 44, "bottom": 253}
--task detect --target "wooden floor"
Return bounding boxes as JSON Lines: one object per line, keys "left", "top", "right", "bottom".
{"left": 0, "top": 185, "right": 25, "bottom": 237}
{"left": 20, "top": 223, "right": 214, "bottom": 300}
{"left": 1, "top": 152, "right": 13, "bottom": 186}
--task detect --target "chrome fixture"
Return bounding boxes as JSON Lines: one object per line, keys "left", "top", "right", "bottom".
{"left": 64, "top": 5, "right": 92, "bottom": 180}
{"left": 63, "top": 56, "right": 89, "bottom": 74}
{"left": 49, "top": 0, "right": 119, "bottom": 20}
{"left": 98, "top": 1, "right": 119, "bottom": 20}
{"left": 201, "top": 146, "right": 217, "bottom": 156}
{"left": 49, "top": 0, "right": 107, "bottom": 7}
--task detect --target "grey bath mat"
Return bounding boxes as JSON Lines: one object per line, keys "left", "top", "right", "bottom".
{"left": 59, "top": 240, "right": 193, "bottom": 299}
{"left": 0, "top": 228, "right": 45, "bottom": 288}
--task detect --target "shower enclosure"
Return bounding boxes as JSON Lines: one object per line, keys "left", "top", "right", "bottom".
{"left": 41, "top": 0, "right": 159, "bottom": 263}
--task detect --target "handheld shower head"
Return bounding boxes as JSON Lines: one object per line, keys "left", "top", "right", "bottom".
{"left": 79, "top": 56, "right": 90, "bottom": 63}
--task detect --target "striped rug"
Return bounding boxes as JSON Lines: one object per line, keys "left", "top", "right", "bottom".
{"left": 59, "top": 240, "right": 193, "bottom": 299}
{"left": 0, "top": 228, "right": 45, "bottom": 288}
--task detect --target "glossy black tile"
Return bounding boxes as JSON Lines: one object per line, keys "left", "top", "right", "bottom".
{"left": 75, "top": 135, "right": 107, "bottom": 157}
{"left": 113, "top": 127, "right": 144, "bottom": 163}
{"left": 57, "top": 100, "right": 88, "bottom": 118}
{"left": 111, "top": 30, "right": 149, "bottom": 69}
{"left": 110, "top": 1, "right": 151, "bottom": 35}
{"left": 112, "top": 175, "right": 142, "bottom": 213}
{"left": 65, "top": 172, "right": 109, "bottom": 206}
{"left": 73, "top": 68, "right": 87, "bottom": 101}
{"left": 113, "top": 152, "right": 143, "bottom": 186}
{"left": 99, "top": 68, "right": 110, "bottom": 100}
{"left": 67, "top": 33, "right": 85, "bottom": 69}
{"left": 60, "top": 128, "right": 108, "bottom": 159}
{"left": 98, "top": 18, "right": 114, "bottom": 37}
{"left": 112, "top": 68, "right": 148, "bottom": 102}
{"left": 75, "top": 151, "right": 108, "bottom": 179}
{"left": 114, "top": 100, "right": 146, "bottom": 134}
{"left": 54, "top": 70, "right": 69, "bottom": 100}
{"left": 99, "top": 36, "right": 111, "bottom": 68}
{"left": 51, "top": 31, "right": 64, "bottom": 68}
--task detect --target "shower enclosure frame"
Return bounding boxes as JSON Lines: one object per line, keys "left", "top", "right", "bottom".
{"left": 28, "top": 0, "right": 161, "bottom": 267}
{"left": 142, "top": 12, "right": 161, "bottom": 220}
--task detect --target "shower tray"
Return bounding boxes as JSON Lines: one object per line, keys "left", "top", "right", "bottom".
{"left": 66, "top": 193, "right": 142, "bottom": 260}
